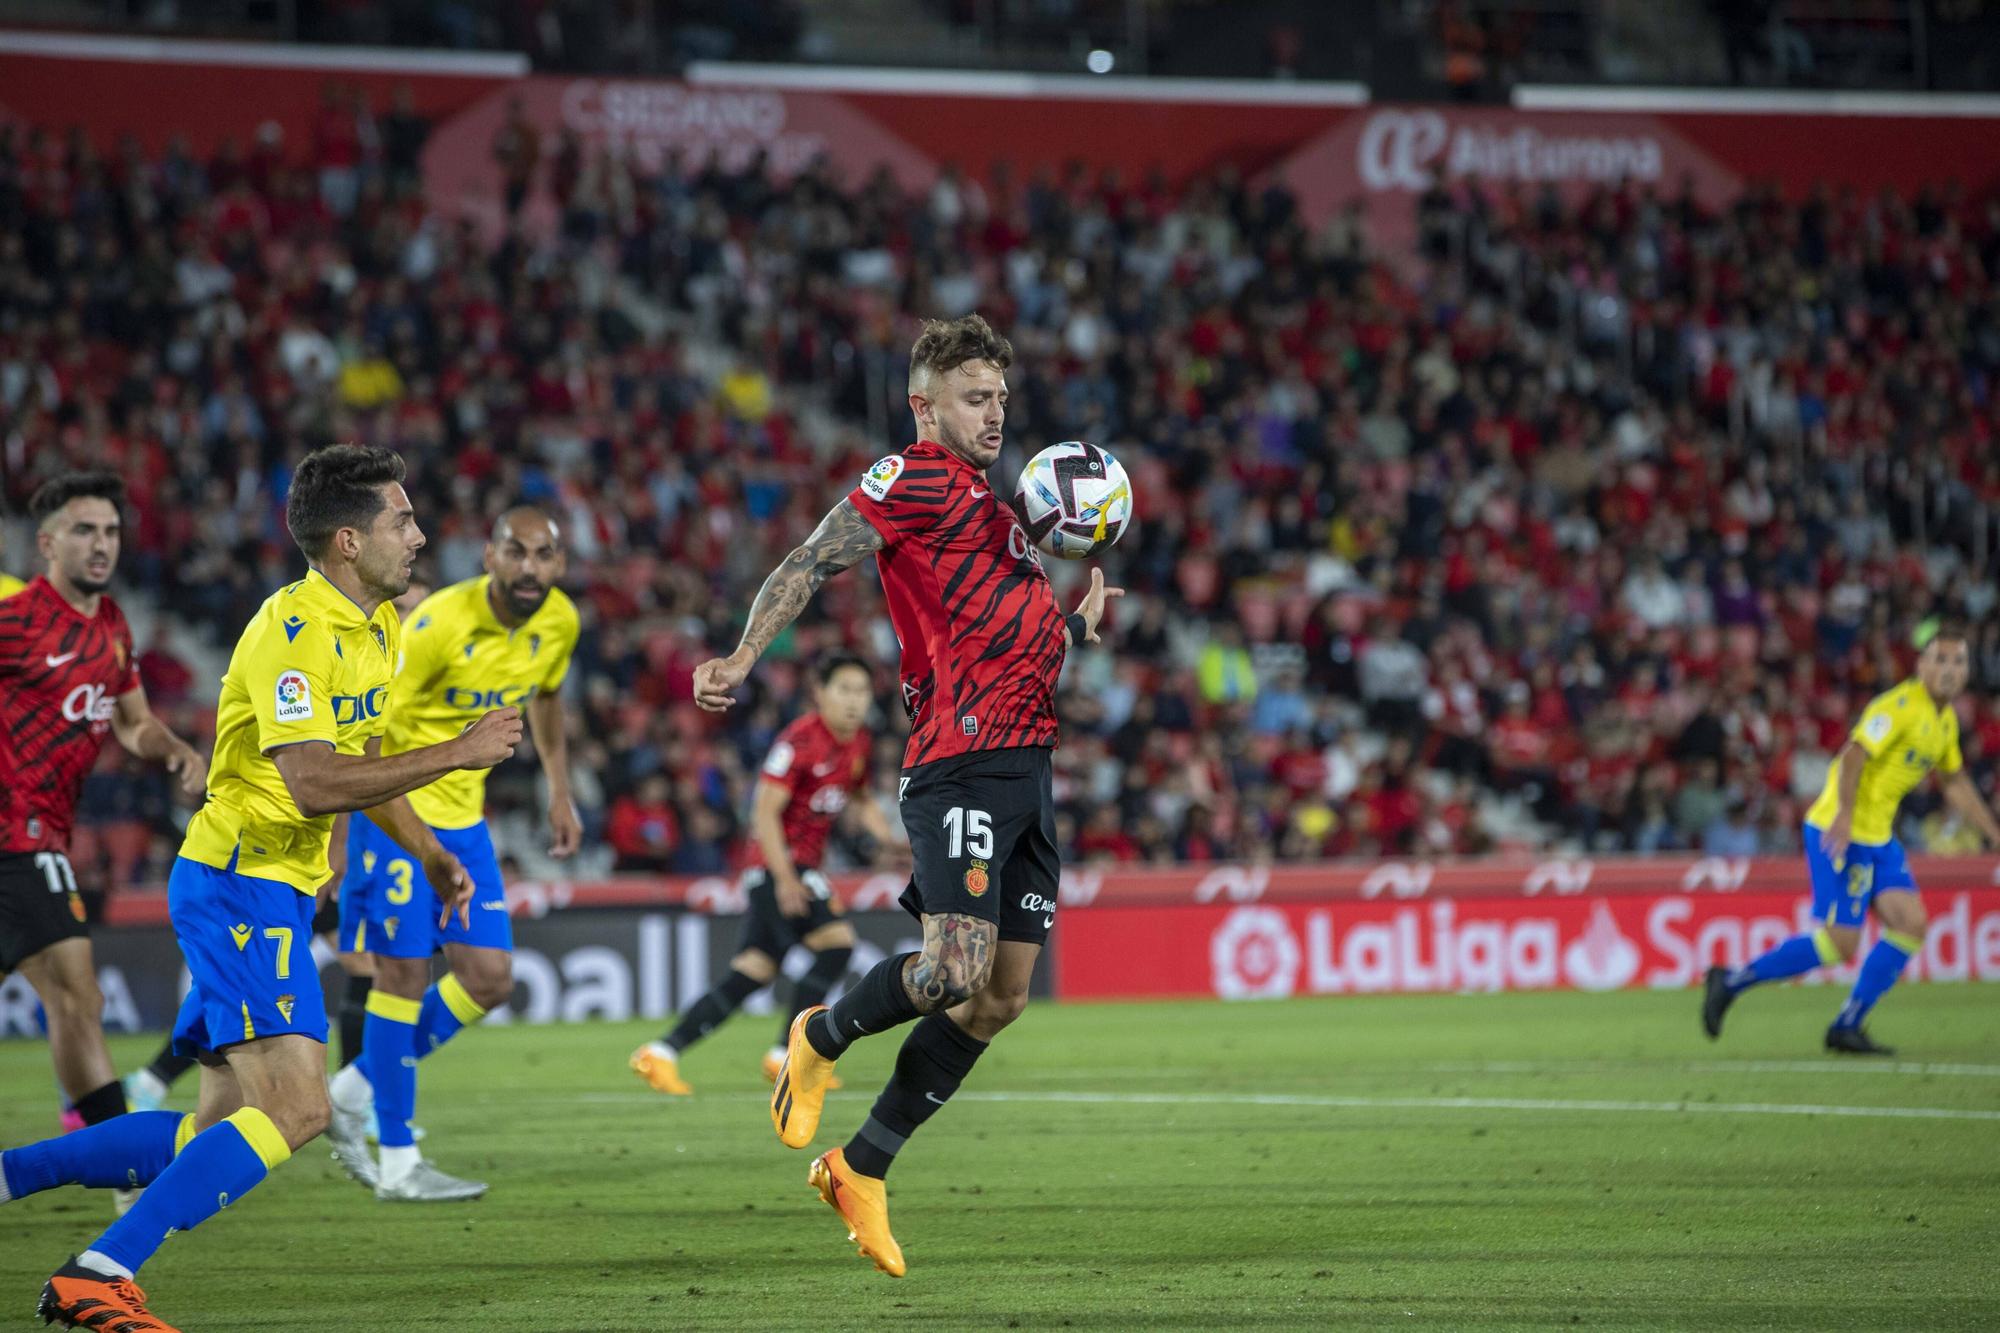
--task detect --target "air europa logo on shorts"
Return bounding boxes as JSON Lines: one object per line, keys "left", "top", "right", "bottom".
{"left": 964, "top": 860, "right": 990, "bottom": 897}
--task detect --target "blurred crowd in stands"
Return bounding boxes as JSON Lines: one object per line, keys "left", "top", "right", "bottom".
{"left": 4, "top": 84, "right": 2000, "bottom": 893}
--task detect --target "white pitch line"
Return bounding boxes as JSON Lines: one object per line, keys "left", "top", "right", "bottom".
{"left": 552, "top": 1089, "right": 2000, "bottom": 1122}
{"left": 1420, "top": 1060, "right": 2000, "bottom": 1079}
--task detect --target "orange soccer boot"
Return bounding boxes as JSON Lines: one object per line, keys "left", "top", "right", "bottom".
{"left": 770, "top": 1006, "right": 838, "bottom": 1148}
{"left": 809, "top": 1147, "right": 906, "bottom": 1277}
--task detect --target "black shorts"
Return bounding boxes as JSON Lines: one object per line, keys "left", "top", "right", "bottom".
{"left": 0, "top": 850, "right": 90, "bottom": 974}
{"left": 898, "top": 745, "right": 1060, "bottom": 946}
{"left": 737, "top": 866, "right": 844, "bottom": 961}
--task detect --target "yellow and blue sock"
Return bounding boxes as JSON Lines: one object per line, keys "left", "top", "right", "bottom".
{"left": 1726, "top": 929, "right": 1841, "bottom": 993}
{"left": 0, "top": 1111, "right": 193, "bottom": 1200}
{"left": 411, "top": 973, "right": 487, "bottom": 1058}
{"left": 1834, "top": 930, "right": 1920, "bottom": 1030}
{"left": 88, "top": 1108, "right": 289, "bottom": 1275}
{"left": 362, "top": 989, "right": 422, "bottom": 1149}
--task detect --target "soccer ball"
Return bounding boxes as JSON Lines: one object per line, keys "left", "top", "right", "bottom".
{"left": 1014, "top": 441, "right": 1134, "bottom": 559}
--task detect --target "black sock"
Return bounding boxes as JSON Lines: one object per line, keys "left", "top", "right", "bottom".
{"left": 784, "top": 946, "right": 852, "bottom": 1047}
{"left": 73, "top": 1078, "right": 128, "bottom": 1127}
{"left": 339, "top": 973, "right": 373, "bottom": 1069}
{"left": 145, "top": 1038, "right": 197, "bottom": 1087}
{"left": 663, "top": 969, "right": 763, "bottom": 1053}
{"left": 806, "top": 952, "right": 921, "bottom": 1061}
{"left": 844, "top": 1012, "right": 988, "bottom": 1179}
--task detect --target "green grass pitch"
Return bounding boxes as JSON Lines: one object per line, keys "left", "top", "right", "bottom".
{"left": 4, "top": 984, "right": 1998, "bottom": 1330}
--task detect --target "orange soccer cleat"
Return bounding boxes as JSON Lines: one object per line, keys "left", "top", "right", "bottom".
{"left": 629, "top": 1043, "right": 693, "bottom": 1096}
{"left": 770, "top": 1006, "right": 838, "bottom": 1149}
{"left": 39, "top": 1258, "right": 180, "bottom": 1331}
{"left": 809, "top": 1148, "right": 906, "bottom": 1278}
{"left": 764, "top": 1047, "right": 839, "bottom": 1090}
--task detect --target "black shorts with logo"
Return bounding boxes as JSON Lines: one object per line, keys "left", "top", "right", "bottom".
{"left": 0, "top": 850, "right": 90, "bottom": 974}
{"left": 738, "top": 866, "right": 844, "bottom": 961}
{"left": 898, "top": 744, "right": 1060, "bottom": 946}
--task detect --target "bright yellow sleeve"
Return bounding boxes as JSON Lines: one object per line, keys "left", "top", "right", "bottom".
{"left": 1941, "top": 718, "right": 1964, "bottom": 775}
{"left": 245, "top": 615, "right": 339, "bottom": 753}
{"left": 540, "top": 597, "right": 579, "bottom": 694}
{"left": 1850, "top": 694, "right": 1903, "bottom": 758}
{"left": 395, "top": 605, "right": 447, "bottom": 701}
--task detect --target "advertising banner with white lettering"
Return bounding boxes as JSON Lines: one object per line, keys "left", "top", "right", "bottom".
{"left": 0, "top": 908, "right": 966, "bottom": 1039}
{"left": 1054, "top": 890, "right": 2000, "bottom": 1001}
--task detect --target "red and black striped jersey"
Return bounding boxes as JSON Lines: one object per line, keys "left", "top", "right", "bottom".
{"left": 743, "top": 712, "right": 870, "bottom": 872}
{"left": 0, "top": 576, "right": 140, "bottom": 853}
{"left": 848, "top": 441, "right": 1065, "bottom": 768}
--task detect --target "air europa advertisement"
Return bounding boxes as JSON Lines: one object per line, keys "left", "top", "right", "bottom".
{"left": 1055, "top": 891, "right": 2000, "bottom": 1001}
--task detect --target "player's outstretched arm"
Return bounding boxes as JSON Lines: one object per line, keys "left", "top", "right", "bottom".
{"left": 111, "top": 683, "right": 207, "bottom": 802}
{"left": 1939, "top": 769, "right": 2000, "bottom": 847}
{"left": 1819, "top": 738, "right": 1868, "bottom": 865}
{"left": 270, "top": 706, "right": 524, "bottom": 819}
{"left": 1062, "top": 566, "right": 1125, "bottom": 646}
{"left": 693, "top": 498, "right": 885, "bottom": 712}
{"left": 526, "top": 690, "right": 582, "bottom": 857}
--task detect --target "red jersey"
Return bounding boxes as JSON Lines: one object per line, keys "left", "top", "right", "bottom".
{"left": 745, "top": 713, "right": 870, "bottom": 871}
{"left": 848, "top": 441, "right": 1066, "bottom": 767}
{"left": 0, "top": 576, "right": 139, "bottom": 853}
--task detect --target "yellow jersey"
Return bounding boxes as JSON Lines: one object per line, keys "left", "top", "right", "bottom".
{"left": 0, "top": 572, "right": 24, "bottom": 599}
{"left": 1806, "top": 678, "right": 1962, "bottom": 845}
{"left": 181, "top": 569, "right": 401, "bottom": 891}
{"left": 388, "top": 575, "right": 577, "bottom": 830}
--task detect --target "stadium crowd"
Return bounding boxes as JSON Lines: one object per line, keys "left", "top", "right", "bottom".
{"left": 4, "top": 92, "right": 2000, "bottom": 893}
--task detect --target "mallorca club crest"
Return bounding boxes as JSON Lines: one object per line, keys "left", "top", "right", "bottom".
{"left": 964, "top": 860, "right": 990, "bottom": 898}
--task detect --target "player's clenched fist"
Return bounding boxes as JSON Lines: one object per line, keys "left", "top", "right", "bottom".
{"left": 693, "top": 651, "right": 752, "bottom": 712}
{"left": 455, "top": 706, "right": 524, "bottom": 768}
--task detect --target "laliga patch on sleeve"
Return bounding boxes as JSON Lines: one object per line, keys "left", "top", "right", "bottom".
{"left": 860, "top": 454, "right": 905, "bottom": 502}
{"left": 275, "top": 670, "right": 315, "bottom": 721}
{"left": 1864, "top": 711, "right": 1892, "bottom": 743}
{"left": 763, "top": 739, "right": 796, "bottom": 778}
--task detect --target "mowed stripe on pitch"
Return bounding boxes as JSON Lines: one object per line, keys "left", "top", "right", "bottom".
{"left": 554, "top": 1089, "right": 2000, "bottom": 1122}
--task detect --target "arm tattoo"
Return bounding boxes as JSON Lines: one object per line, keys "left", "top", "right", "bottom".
{"left": 737, "top": 499, "right": 885, "bottom": 659}
{"left": 904, "top": 912, "right": 995, "bottom": 1011}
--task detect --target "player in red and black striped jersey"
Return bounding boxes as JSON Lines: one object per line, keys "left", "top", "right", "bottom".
{"left": 693, "top": 314, "right": 1121, "bottom": 1277}
{"left": 631, "top": 654, "right": 904, "bottom": 1095}
{"left": 0, "top": 472, "right": 205, "bottom": 1148}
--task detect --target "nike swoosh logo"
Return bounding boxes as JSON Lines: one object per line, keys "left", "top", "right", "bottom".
{"left": 44, "top": 651, "right": 79, "bottom": 667}
{"left": 969, "top": 488, "right": 988, "bottom": 499}
{"left": 924, "top": 1092, "right": 948, "bottom": 1105}
{"left": 1042, "top": 914, "right": 1056, "bottom": 929}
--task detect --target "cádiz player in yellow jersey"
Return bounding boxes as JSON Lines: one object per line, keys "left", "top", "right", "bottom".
{"left": 1704, "top": 623, "right": 2000, "bottom": 1055}
{"left": 5, "top": 446, "right": 522, "bottom": 1332}
{"left": 0, "top": 571, "right": 23, "bottom": 598}
{"left": 325, "top": 507, "right": 579, "bottom": 1200}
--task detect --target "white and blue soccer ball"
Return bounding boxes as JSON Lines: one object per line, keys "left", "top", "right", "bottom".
{"left": 1014, "top": 440, "right": 1134, "bottom": 560}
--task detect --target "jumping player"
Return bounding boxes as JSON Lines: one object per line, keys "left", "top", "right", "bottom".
{"left": 693, "top": 314, "right": 1121, "bottom": 1277}
{"left": 325, "top": 507, "right": 579, "bottom": 1201}
{"left": 0, "top": 473, "right": 205, "bottom": 1176}
{"left": 5, "top": 446, "right": 521, "bottom": 1331}
{"left": 632, "top": 652, "right": 903, "bottom": 1095}
{"left": 1704, "top": 622, "right": 2000, "bottom": 1053}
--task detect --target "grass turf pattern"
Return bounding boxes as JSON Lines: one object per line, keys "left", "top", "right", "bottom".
{"left": 3, "top": 984, "right": 1996, "bottom": 1329}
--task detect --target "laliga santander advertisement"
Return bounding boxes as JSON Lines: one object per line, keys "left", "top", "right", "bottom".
{"left": 1055, "top": 888, "right": 2000, "bottom": 1001}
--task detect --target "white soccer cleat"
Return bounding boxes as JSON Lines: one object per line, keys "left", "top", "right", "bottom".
{"left": 123, "top": 1069, "right": 170, "bottom": 1114}
{"left": 326, "top": 1098, "right": 380, "bottom": 1189}
{"left": 375, "top": 1159, "right": 487, "bottom": 1203}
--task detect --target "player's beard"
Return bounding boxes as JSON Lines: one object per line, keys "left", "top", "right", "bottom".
{"left": 497, "top": 576, "right": 548, "bottom": 620}
{"left": 68, "top": 569, "right": 113, "bottom": 595}
{"left": 361, "top": 545, "right": 414, "bottom": 602}
{"left": 940, "top": 419, "right": 1000, "bottom": 469}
